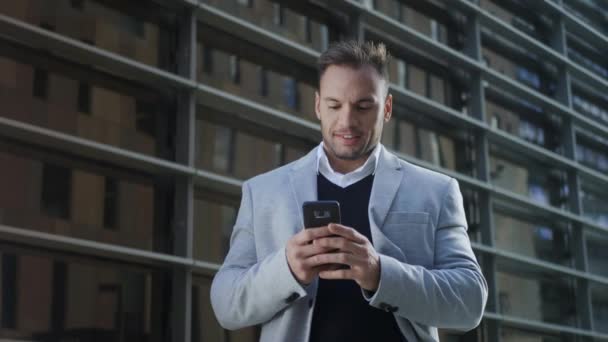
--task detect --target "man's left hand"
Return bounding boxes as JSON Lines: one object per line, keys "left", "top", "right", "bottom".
{"left": 311, "top": 223, "right": 381, "bottom": 291}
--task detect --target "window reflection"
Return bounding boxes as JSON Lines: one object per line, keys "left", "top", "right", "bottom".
{"left": 0, "top": 249, "right": 168, "bottom": 341}
{"left": 587, "top": 235, "right": 608, "bottom": 278}
{"left": 0, "top": 149, "right": 168, "bottom": 252}
{"left": 200, "top": 0, "right": 330, "bottom": 52}
{"left": 197, "top": 45, "right": 317, "bottom": 123}
{"left": 581, "top": 186, "right": 608, "bottom": 228}
{"left": 496, "top": 269, "right": 577, "bottom": 327}
{"left": 0, "top": 0, "right": 175, "bottom": 72}
{"left": 500, "top": 326, "right": 567, "bottom": 342}
{"left": 490, "top": 154, "right": 568, "bottom": 209}
{"left": 192, "top": 276, "right": 259, "bottom": 342}
{"left": 195, "top": 118, "right": 310, "bottom": 180}
{"left": 494, "top": 211, "right": 571, "bottom": 266}
{"left": 193, "top": 197, "right": 237, "bottom": 264}
{"left": 383, "top": 108, "right": 473, "bottom": 175}
{"left": 592, "top": 283, "right": 608, "bottom": 334}
{"left": 0, "top": 55, "right": 173, "bottom": 160}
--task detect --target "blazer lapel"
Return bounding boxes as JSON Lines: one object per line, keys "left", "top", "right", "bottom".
{"left": 368, "top": 146, "right": 407, "bottom": 261}
{"left": 288, "top": 147, "right": 319, "bottom": 228}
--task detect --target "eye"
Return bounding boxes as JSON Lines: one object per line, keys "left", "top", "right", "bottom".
{"left": 328, "top": 105, "right": 340, "bottom": 110}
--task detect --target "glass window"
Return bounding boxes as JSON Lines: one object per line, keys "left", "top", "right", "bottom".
{"left": 195, "top": 118, "right": 311, "bottom": 180}
{"left": 383, "top": 106, "right": 473, "bottom": 176}
{"left": 493, "top": 211, "right": 572, "bottom": 267}
{"left": 500, "top": 326, "right": 568, "bottom": 342}
{"left": 576, "top": 140, "right": 608, "bottom": 174}
{"left": 196, "top": 44, "right": 317, "bottom": 123}
{"left": 200, "top": 0, "right": 332, "bottom": 52}
{"left": 481, "top": 47, "right": 557, "bottom": 98}
{"left": 490, "top": 152, "right": 568, "bottom": 209}
{"left": 0, "top": 0, "right": 176, "bottom": 73}
{"left": 587, "top": 234, "right": 608, "bottom": 278}
{"left": 496, "top": 267, "right": 577, "bottom": 327}
{"left": 193, "top": 196, "right": 238, "bottom": 264}
{"left": 581, "top": 186, "right": 608, "bottom": 228}
{"left": 0, "top": 149, "right": 169, "bottom": 253}
{"left": 371, "top": 1, "right": 452, "bottom": 46}
{"left": 192, "top": 276, "right": 259, "bottom": 342}
{"left": 0, "top": 55, "right": 174, "bottom": 160}
{"left": 478, "top": 0, "right": 553, "bottom": 46}
{"left": 592, "top": 283, "right": 608, "bottom": 334}
{"left": 0, "top": 249, "right": 169, "bottom": 341}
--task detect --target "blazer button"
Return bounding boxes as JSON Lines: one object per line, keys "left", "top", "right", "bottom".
{"left": 389, "top": 306, "right": 398, "bottom": 313}
{"left": 379, "top": 302, "right": 389, "bottom": 312}
{"left": 285, "top": 292, "right": 300, "bottom": 303}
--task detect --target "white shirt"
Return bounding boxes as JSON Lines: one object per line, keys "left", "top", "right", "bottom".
{"left": 316, "top": 142, "right": 381, "bottom": 188}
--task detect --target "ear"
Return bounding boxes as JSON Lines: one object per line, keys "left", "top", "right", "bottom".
{"left": 315, "top": 91, "right": 321, "bottom": 121}
{"left": 384, "top": 93, "right": 393, "bottom": 122}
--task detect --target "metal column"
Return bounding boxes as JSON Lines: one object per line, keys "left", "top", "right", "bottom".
{"left": 172, "top": 7, "right": 198, "bottom": 342}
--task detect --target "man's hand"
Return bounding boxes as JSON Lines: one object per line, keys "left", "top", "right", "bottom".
{"left": 286, "top": 226, "right": 342, "bottom": 285}
{"left": 312, "top": 223, "right": 381, "bottom": 291}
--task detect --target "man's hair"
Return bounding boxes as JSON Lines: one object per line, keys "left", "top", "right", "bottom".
{"left": 318, "top": 40, "right": 391, "bottom": 88}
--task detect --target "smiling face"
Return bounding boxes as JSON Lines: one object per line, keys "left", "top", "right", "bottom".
{"left": 315, "top": 64, "right": 392, "bottom": 173}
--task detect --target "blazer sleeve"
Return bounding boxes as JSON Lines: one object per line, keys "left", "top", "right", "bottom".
{"left": 210, "top": 181, "right": 309, "bottom": 330}
{"left": 363, "top": 178, "right": 488, "bottom": 330}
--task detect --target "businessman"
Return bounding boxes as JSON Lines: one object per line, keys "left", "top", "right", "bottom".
{"left": 210, "top": 40, "right": 487, "bottom": 341}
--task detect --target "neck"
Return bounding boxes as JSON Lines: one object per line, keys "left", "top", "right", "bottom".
{"left": 324, "top": 146, "right": 375, "bottom": 174}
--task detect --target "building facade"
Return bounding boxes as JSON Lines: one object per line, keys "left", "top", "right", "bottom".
{"left": 0, "top": 0, "right": 606, "bottom": 341}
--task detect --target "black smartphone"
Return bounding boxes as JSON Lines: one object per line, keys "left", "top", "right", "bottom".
{"left": 302, "top": 201, "right": 348, "bottom": 269}
{"left": 302, "top": 200, "right": 341, "bottom": 228}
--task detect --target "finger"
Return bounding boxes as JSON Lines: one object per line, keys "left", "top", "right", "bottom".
{"left": 318, "top": 268, "right": 355, "bottom": 280}
{"left": 292, "top": 226, "right": 332, "bottom": 245}
{"left": 314, "top": 237, "right": 366, "bottom": 255}
{"left": 304, "top": 252, "right": 364, "bottom": 268}
{"left": 328, "top": 223, "right": 368, "bottom": 244}
{"left": 297, "top": 241, "right": 338, "bottom": 258}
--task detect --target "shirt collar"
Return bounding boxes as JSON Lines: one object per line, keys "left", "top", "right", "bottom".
{"left": 316, "top": 142, "right": 382, "bottom": 176}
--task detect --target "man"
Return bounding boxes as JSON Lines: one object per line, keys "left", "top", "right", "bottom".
{"left": 210, "top": 41, "right": 487, "bottom": 341}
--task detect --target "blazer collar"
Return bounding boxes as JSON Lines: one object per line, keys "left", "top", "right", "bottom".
{"left": 288, "top": 144, "right": 403, "bottom": 229}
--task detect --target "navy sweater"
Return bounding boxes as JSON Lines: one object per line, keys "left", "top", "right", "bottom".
{"left": 309, "top": 173, "right": 406, "bottom": 342}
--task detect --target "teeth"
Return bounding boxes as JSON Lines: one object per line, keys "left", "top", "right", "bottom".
{"left": 343, "top": 135, "right": 353, "bottom": 139}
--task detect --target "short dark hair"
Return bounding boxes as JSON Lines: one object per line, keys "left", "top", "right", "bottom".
{"left": 318, "top": 40, "right": 391, "bottom": 88}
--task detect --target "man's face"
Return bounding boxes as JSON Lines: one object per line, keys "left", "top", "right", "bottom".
{"left": 315, "top": 64, "right": 392, "bottom": 164}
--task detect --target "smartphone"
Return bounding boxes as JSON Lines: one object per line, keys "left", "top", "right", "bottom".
{"left": 302, "top": 201, "right": 348, "bottom": 269}
{"left": 302, "top": 200, "right": 341, "bottom": 228}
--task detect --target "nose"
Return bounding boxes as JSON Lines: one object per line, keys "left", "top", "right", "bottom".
{"left": 336, "top": 104, "right": 357, "bottom": 128}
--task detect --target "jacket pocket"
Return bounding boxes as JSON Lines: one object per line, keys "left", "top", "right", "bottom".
{"left": 383, "top": 211, "right": 429, "bottom": 226}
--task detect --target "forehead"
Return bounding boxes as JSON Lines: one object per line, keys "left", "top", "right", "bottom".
{"left": 319, "top": 64, "right": 385, "bottom": 97}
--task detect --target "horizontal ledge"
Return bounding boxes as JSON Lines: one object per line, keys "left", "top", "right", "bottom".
{"left": 484, "top": 311, "right": 608, "bottom": 340}
{"left": 471, "top": 242, "right": 608, "bottom": 287}
{"left": 449, "top": 0, "right": 608, "bottom": 93}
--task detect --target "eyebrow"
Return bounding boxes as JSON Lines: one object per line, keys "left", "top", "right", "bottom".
{"left": 323, "top": 97, "right": 376, "bottom": 103}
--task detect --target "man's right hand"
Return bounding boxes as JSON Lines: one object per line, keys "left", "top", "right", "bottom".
{"left": 286, "top": 226, "right": 340, "bottom": 285}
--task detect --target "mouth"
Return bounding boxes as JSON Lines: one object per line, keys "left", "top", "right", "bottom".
{"left": 333, "top": 132, "right": 362, "bottom": 146}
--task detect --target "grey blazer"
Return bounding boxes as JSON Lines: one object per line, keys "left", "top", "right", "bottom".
{"left": 210, "top": 145, "right": 487, "bottom": 341}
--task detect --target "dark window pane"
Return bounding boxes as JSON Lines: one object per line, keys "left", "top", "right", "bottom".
{"left": 193, "top": 197, "right": 237, "bottom": 263}
{"left": 103, "top": 177, "right": 119, "bottom": 230}
{"left": 0, "top": 250, "right": 169, "bottom": 341}
{"left": 0, "top": 54, "right": 172, "bottom": 160}
{"left": 192, "top": 276, "right": 259, "bottom": 342}
{"left": 0, "top": 0, "right": 176, "bottom": 73}
{"left": 496, "top": 267, "right": 577, "bottom": 327}
{"left": 32, "top": 68, "right": 49, "bottom": 99}
{"left": 77, "top": 81, "right": 91, "bottom": 114}
{"left": 0, "top": 150, "right": 168, "bottom": 252}
{"left": 1, "top": 253, "right": 17, "bottom": 329}
{"left": 41, "top": 163, "right": 72, "bottom": 220}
